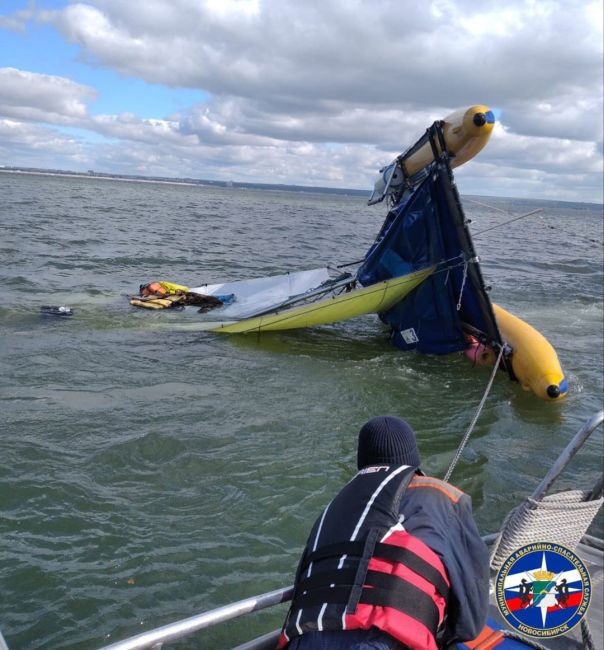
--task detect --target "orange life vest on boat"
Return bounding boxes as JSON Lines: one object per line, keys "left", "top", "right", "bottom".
{"left": 277, "top": 465, "right": 450, "bottom": 650}
{"left": 141, "top": 282, "right": 168, "bottom": 296}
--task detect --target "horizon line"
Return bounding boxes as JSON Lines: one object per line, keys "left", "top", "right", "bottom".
{"left": 1, "top": 165, "right": 602, "bottom": 207}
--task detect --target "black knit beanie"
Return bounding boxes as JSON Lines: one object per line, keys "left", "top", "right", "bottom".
{"left": 357, "top": 416, "right": 420, "bottom": 469}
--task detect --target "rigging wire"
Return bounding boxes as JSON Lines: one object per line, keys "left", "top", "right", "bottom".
{"left": 444, "top": 345, "right": 505, "bottom": 483}
{"left": 341, "top": 195, "right": 600, "bottom": 270}
{"left": 456, "top": 260, "right": 469, "bottom": 311}
{"left": 336, "top": 259, "right": 364, "bottom": 269}
{"left": 472, "top": 208, "right": 544, "bottom": 237}
{"left": 468, "top": 199, "right": 602, "bottom": 245}
{"left": 465, "top": 198, "right": 512, "bottom": 215}
{"left": 336, "top": 253, "right": 470, "bottom": 275}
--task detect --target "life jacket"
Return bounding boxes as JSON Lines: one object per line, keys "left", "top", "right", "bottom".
{"left": 130, "top": 294, "right": 185, "bottom": 310}
{"left": 278, "top": 465, "right": 450, "bottom": 650}
{"left": 141, "top": 282, "right": 168, "bottom": 297}
{"left": 140, "top": 281, "right": 189, "bottom": 297}
{"left": 158, "top": 281, "right": 189, "bottom": 294}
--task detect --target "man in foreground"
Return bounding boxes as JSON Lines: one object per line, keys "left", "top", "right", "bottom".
{"left": 278, "top": 416, "right": 489, "bottom": 650}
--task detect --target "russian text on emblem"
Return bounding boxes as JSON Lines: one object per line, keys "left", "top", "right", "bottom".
{"left": 495, "top": 542, "right": 591, "bottom": 639}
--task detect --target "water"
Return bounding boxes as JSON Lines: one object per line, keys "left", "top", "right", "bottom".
{"left": 0, "top": 172, "right": 602, "bottom": 649}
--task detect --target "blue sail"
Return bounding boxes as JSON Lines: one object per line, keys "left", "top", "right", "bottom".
{"left": 358, "top": 159, "right": 503, "bottom": 355}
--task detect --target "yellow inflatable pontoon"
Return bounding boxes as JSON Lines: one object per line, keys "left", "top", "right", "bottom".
{"left": 492, "top": 304, "right": 568, "bottom": 401}
{"left": 368, "top": 105, "right": 495, "bottom": 204}
{"left": 464, "top": 305, "right": 567, "bottom": 401}
{"left": 401, "top": 105, "right": 495, "bottom": 177}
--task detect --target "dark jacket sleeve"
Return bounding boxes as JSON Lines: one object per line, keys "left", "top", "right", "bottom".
{"left": 401, "top": 483, "right": 490, "bottom": 644}
{"left": 440, "top": 493, "right": 490, "bottom": 643}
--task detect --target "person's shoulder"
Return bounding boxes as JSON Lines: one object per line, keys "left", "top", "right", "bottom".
{"left": 408, "top": 475, "right": 466, "bottom": 503}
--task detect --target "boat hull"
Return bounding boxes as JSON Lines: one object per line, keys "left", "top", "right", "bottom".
{"left": 207, "top": 267, "right": 434, "bottom": 334}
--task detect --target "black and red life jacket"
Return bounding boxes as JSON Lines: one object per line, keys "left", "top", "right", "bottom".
{"left": 277, "top": 464, "right": 450, "bottom": 650}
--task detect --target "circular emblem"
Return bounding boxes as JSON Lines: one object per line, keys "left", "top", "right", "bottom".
{"left": 495, "top": 542, "right": 591, "bottom": 639}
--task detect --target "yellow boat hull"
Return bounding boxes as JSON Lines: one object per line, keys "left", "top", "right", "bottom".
{"left": 493, "top": 303, "right": 567, "bottom": 401}
{"left": 208, "top": 267, "right": 434, "bottom": 334}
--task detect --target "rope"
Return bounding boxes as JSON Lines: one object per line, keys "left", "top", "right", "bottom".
{"left": 489, "top": 491, "right": 603, "bottom": 570}
{"left": 472, "top": 208, "right": 543, "bottom": 237}
{"left": 466, "top": 199, "right": 602, "bottom": 246}
{"left": 581, "top": 618, "right": 595, "bottom": 650}
{"left": 336, "top": 259, "right": 363, "bottom": 269}
{"left": 456, "top": 260, "right": 469, "bottom": 311}
{"left": 465, "top": 198, "right": 511, "bottom": 215}
{"left": 444, "top": 345, "right": 505, "bottom": 483}
{"left": 335, "top": 252, "right": 468, "bottom": 272}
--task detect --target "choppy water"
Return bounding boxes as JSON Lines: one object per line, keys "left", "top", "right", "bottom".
{"left": 0, "top": 172, "right": 602, "bottom": 649}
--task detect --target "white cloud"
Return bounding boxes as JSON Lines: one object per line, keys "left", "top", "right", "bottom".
{"left": 486, "top": 124, "right": 603, "bottom": 174}
{"left": 90, "top": 113, "right": 197, "bottom": 146}
{"left": 0, "top": 68, "right": 96, "bottom": 124}
{"left": 41, "top": 0, "right": 601, "bottom": 109}
{"left": 501, "top": 96, "right": 604, "bottom": 142}
{"left": 0, "top": 0, "right": 34, "bottom": 32}
{"left": 0, "top": 119, "right": 89, "bottom": 167}
{"left": 0, "top": 0, "right": 602, "bottom": 201}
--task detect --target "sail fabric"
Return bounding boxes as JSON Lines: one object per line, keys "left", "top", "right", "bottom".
{"left": 189, "top": 267, "right": 332, "bottom": 320}
{"left": 358, "top": 161, "right": 501, "bottom": 355}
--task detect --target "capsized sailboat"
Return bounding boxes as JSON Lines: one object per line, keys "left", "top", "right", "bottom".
{"left": 361, "top": 107, "right": 567, "bottom": 401}
{"left": 131, "top": 266, "right": 433, "bottom": 333}
{"left": 131, "top": 107, "right": 492, "bottom": 335}
{"left": 130, "top": 105, "right": 566, "bottom": 400}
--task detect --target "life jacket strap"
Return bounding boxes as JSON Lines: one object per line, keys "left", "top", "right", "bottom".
{"left": 348, "top": 527, "right": 381, "bottom": 614}
{"left": 292, "top": 569, "right": 440, "bottom": 633}
{"left": 300, "top": 540, "right": 449, "bottom": 601}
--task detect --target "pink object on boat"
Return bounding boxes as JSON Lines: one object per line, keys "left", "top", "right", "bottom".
{"left": 464, "top": 336, "right": 497, "bottom": 367}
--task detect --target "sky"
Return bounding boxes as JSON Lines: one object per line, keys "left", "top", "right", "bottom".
{"left": 0, "top": 0, "right": 602, "bottom": 202}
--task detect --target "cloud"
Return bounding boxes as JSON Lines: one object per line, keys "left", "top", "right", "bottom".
{"left": 90, "top": 113, "right": 197, "bottom": 146}
{"left": 0, "top": 119, "right": 89, "bottom": 167}
{"left": 0, "top": 67, "right": 96, "bottom": 124}
{"left": 179, "top": 98, "right": 441, "bottom": 148}
{"left": 0, "top": 67, "right": 196, "bottom": 146}
{"left": 42, "top": 1, "right": 601, "bottom": 110}
{"left": 456, "top": 125, "right": 604, "bottom": 201}
{"left": 0, "top": 0, "right": 34, "bottom": 32}
{"left": 501, "top": 96, "right": 604, "bottom": 142}
{"left": 1, "top": 108, "right": 601, "bottom": 203}
{"left": 487, "top": 125, "right": 603, "bottom": 174}
{"left": 0, "top": 0, "right": 602, "bottom": 201}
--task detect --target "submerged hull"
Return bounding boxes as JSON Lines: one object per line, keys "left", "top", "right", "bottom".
{"left": 207, "top": 267, "right": 434, "bottom": 334}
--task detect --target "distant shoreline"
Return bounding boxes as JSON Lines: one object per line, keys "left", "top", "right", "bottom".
{"left": 0, "top": 166, "right": 369, "bottom": 198}
{"left": 1, "top": 166, "right": 602, "bottom": 207}
{"left": 0, "top": 168, "right": 206, "bottom": 188}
